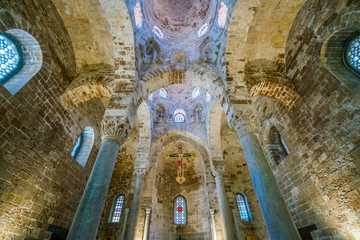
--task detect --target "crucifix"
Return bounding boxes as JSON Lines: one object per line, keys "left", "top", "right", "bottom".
{"left": 165, "top": 144, "right": 196, "bottom": 184}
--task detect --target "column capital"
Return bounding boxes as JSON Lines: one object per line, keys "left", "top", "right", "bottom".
{"left": 212, "top": 161, "right": 225, "bottom": 177}
{"left": 209, "top": 209, "right": 215, "bottom": 215}
{"left": 231, "top": 109, "right": 254, "bottom": 139}
{"left": 101, "top": 116, "right": 131, "bottom": 142}
{"left": 212, "top": 167, "right": 225, "bottom": 177}
{"left": 124, "top": 208, "right": 130, "bottom": 213}
{"left": 145, "top": 208, "right": 151, "bottom": 215}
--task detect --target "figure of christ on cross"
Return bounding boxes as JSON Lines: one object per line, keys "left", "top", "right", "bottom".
{"left": 166, "top": 144, "right": 196, "bottom": 184}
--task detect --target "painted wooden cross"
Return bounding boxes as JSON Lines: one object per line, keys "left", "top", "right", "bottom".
{"left": 165, "top": 144, "right": 196, "bottom": 184}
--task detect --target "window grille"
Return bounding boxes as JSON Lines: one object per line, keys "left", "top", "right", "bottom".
{"left": 0, "top": 33, "right": 22, "bottom": 84}
{"left": 236, "top": 193, "right": 252, "bottom": 222}
{"left": 111, "top": 195, "right": 124, "bottom": 223}
{"left": 174, "top": 196, "right": 187, "bottom": 224}
{"left": 344, "top": 33, "right": 360, "bottom": 75}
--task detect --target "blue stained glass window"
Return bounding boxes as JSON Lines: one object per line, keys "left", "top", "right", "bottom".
{"left": 174, "top": 196, "right": 187, "bottom": 224}
{"left": 344, "top": 33, "right": 360, "bottom": 75}
{"left": 71, "top": 133, "right": 83, "bottom": 158}
{"left": 0, "top": 33, "right": 22, "bottom": 84}
{"left": 111, "top": 195, "right": 124, "bottom": 223}
{"left": 236, "top": 193, "right": 252, "bottom": 222}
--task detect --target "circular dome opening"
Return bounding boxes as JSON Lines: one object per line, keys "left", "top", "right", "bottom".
{"left": 144, "top": 0, "right": 216, "bottom": 44}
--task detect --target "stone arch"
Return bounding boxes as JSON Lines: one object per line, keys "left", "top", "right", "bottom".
{"left": 128, "top": 68, "right": 236, "bottom": 129}
{"left": 226, "top": 0, "right": 307, "bottom": 94}
{"left": 250, "top": 81, "right": 301, "bottom": 110}
{"left": 149, "top": 130, "right": 212, "bottom": 238}
{"left": 148, "top": 130, "right": 211, "bottom": 169}
{"left": 51, "top": 0, "right": 115, "bottom": 71}
{"left": 60, "top": 64, "right": 114, "bottom": 112}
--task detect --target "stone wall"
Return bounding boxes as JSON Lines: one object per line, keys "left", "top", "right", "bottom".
{"left": 221, "top": 116, "right": 269, "bottom": 240}
{"left": 251, "top": 0, "right": 360, "bottom": 239}
{"left": 96, "top": 144, "right": 136, "bottom": 240}
{"left": 0, "top": 1, "right": 105, "bottom": 239}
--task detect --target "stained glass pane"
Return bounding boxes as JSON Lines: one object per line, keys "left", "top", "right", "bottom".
{"left": 174, "top": 113, "right": 185, "bottom": 123}
{"left": 0, "top": 34, "right": 22, "bottom": 84}
{"left": 345, "top": 33, "right": 360, "bottom": 74}
{"left": 174, "top": 196, "right": 186, "bottom": 224}
{"left": 237, "top": 193, "right": 251, "bottom": 221}
{"left": 71, "top": 133, "right": 83, "bottom": 158}
{"left": 111, "top": 195, "right": 124, "bottom": 223}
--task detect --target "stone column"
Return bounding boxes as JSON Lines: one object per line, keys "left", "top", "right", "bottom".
{"left": 142, "top": 208, "right": 151, "bottom": 240}
{"left": 67, "top": 117, "right": 130, "bottom": 240}
{"left": 232, "top": 208, "right": 243, "bottom": 240}
{"left": 119, "top": 208, "right": 129, "bottom": 240}
{"left": 213, "top": 167, "right": 235, "bottom": 240}
{"left": 209, "top": 209, "right": 217, "bottom": 240}
{"left": 127, "top": 168, "right": 145, "bottom": 240}
{"left": 233, "top": 115, "right": 301, "bottom": 240}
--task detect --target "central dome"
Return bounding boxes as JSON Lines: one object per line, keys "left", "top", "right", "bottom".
{"left": 144, "top": 0, "right": 216, "bottom": 44}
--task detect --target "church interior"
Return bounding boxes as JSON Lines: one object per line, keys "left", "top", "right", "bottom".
{"left": 0, "top": 0, "right": 359, "bottom": 239}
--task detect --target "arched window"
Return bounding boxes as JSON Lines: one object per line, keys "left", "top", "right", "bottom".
{"left": 236, "top": 192, "right": 252, "bottom": 222}
{"left": 110, "top": 194, "right": 124, "bottom": 223}
{"left": 174, "top": 109, "right": 186, "bottom": 123}
{"left": 159, "top": 88, "right": 166, "bottom": 99}
{"left": 155, "top": 103, "right": 166, "bottom": 123}
{"left": 218, "top": 2, "right": 228, "bottom": 28}
{"left": 321, "top": 29, "right": 360, "bottom": 89}
{"left": 0, "top": 29, "right": 42, "bottom": 95}
{"left": 344, "top": 33, "right": 360, "bottom": 75}
{"left": 134, "top": 3, "right": 142, "bottom": 28}
{"left": 71, "top": 126, "right": 95, "bottom": 167}
{"left": 71, "top": 133, "right": 83, "bottom": 158}
{"left": 153, "top": 26, "right": 163, "bottom": 39}
{"left": 0, "top": 33, "right": 22, "bottom": 84}
{"left": 192, "top": 87, "right": 200, "bottom": 99}
{"left": 174, "top": 195, "right": 187, "bottom": 224}
{"left": 198, "top": 23, "right": 209, "bottom": 38}
{"left": 206, "top": 91, "right": 211, "bottom": 102}
{"left": 280, "top": 135, "right": 290, "bottom": 155}
{"left": 267, "top": 126, "right": 289, "bottom": 165}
